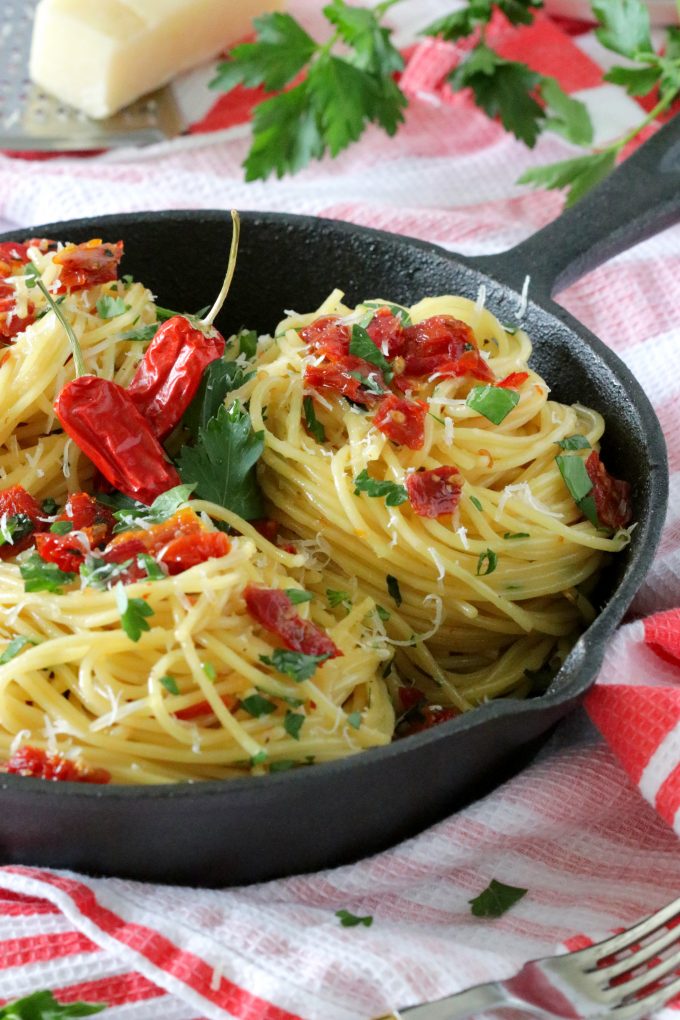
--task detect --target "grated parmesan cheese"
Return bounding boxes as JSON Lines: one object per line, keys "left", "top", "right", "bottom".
{"left": 516, "top": 275, "right": 530, "bottom": 319}
{"left": 456, "top": 526, "right": 469, "bottom": 549}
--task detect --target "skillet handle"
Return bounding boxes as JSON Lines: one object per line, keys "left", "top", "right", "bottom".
{"left": 471, "top": 112, "right": 680, "bottom": 298}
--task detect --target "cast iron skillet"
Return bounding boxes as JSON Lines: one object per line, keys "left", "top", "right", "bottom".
{"left": 0, "top": 115, "right": 674, "bottom": 887}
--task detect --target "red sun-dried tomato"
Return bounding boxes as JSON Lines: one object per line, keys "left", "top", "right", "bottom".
{"left": 102, "top": 537, "right": 149, "bottom": 584}
{"left": 299, "top": 316, "right": 350, "bottom": 362}
{"left": 585, "top": 451, "right": 632, "bottom": 530}
{"left": 406, "top": 466, "right": 462, "bottom": 518}
{"left": 35, "top": 532, "right": 89, "bottom": 574}
{"left": 400, "top": 315, "right": 474, "bottom": 377}
{"left": 0, "top": 242, "right": 30, "bottom": 277}
{"left": 366, "top": 308, "right": 405, "bottom": 358}
{"left": 397, "top": 686, "right": 426, "bottom": 712}
{"left": 160, "top": 531, "right": 230, "bottom": 575}
{"left": 305, "top": 355, "right": 385, "bottom": 406}
{"left": 0, "top": 280, "right": 36, "bottom": 342}
{"left": 401, "top": 705, "right": 460, "bottom": 734}
{"left": 497, "top": 372, "right": 529, "bottom": 389}
{"left": 60, "top": 492, "right": 115, "bottom": 547}
{"left": 53, "top": 239, "right": 124, "bottom": 292}
{"left": 373, "top": 394, "right": 427, "bottom": 449}
{"left": 244, "top": 585, "right": 341, "bottom": 659}
{"left": 174, "top": 693, "right": 237, "bottom": 722}
{"left": 436, "top": 349, "right": 495, "bottom": 384}
{"left": 252, "top": 518, "right": 279, "bottom": 543}
{"left": 5, "top": 746, "right": 110, "bottom": 783}
{"left": 0, "top": 485, "right": 46, "bottom": 557}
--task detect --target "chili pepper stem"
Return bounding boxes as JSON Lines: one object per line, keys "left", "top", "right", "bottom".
{"left": 35, "top": 277, "right": 87, "bottom": 378}
{"left": 202, "top": 210, "right": 241, "bottom": 328}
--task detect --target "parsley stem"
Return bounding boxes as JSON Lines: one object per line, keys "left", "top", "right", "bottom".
{"left": 602, "top": 91, "right": 677, "bottom": 157}
{"left": 202, "top": 210, "right": 241, "bottom": 328}
{"left": 36, "top": 278, "right": 87, "bottom": 378}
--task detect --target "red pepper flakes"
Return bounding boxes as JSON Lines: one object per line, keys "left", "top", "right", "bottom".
{"left": 373, "top": 394, "right": 427, "bottom": 449}
{"left": 406, "top": 466, "right": 462, "bottom": 518}
{"left": 244, "top": 585, "right": 341, "bottom": 659}
{"left": 497, "top": 372, "right": 529, "bottom": 389}
{"left": 5, "top": 746, "right": 110, "bottom": 784}
{"left": 585, "top": 451, "right": 632, "bottom": 530}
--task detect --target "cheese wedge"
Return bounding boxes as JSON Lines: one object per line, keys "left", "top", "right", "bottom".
{"left": 29, "top": 0, "right": 283, "bottom": 120}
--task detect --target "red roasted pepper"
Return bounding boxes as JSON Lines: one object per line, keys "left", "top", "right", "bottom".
{"left": 127, "top": 316, "right": 225, "bottom": 439}
{"left": 5, "top": 746, "right": 110, "bottom": 783}
{"left": 54, "top": 376, "right": 180, "bottom": 506}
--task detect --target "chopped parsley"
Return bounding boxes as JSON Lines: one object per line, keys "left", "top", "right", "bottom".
{"left": 327, "top": 589, "right": 351, "bottom": 609}
{"left": 111, "top": 483, "right": 195, "bottom": 533}
{"left": 96, "top": 295, "right": 130, "bottom": 319}
{"left": 469, "top": 495, "right": 483, "bottom": 512}
{"left": 202, "top": 662, "right": 217, "bottom": 681}
{"left": 41, "top": 498, "right": 59, "bottom": 516}
{"left": 303, "top": 395, "right": 327, "bottom": 444}
{"left": 353, "top": 469, "right": 408, "bottom": 506}
{"left": 335, "top": 909, "right": 373, "bottom": 928}
{"left": 0, "top": 513, "right": 34, "bottom": 547}
{"left": 348, "top": 323, "right": 393, "bottom": 381}
{"left": 0, "top": 636, "right": 38, "bottom": 665}
{"left": 250, "top": 750, "right": 268, "bottom": 766}
{"left": 114, "top": 583, "right": 154, "bottom": 642}
{"left": 503, "top": 532, "right": 530, "bottom": 540}
{"left": 240, "top": 693, "right": 277, "bottom": 717}
{"left": 346, "top": 711, "right": 362, "bottom": 730}
{"left": 260, "top": 648, "right": 329, "bottom": 682}
{"left": 80, "top": 555, "right": 134, "bottom": 590}
{"left": 119, "top": 323, "right": 160, "bottom": 343}
{"left": 555, "top": 453, "right": 599, "bottom": 527}
{"left": 284, "top": 710, "right": 305, "bottom": 740}
{"left": 466, "top": 385, "right": 520, "bottom": 425}
{"left": 50, "top": 520, "right": 73, "bottom": 535}
{"left": 20, "top": 554, "right": 76, "bottom": 594}
{"left": 159, "top": 675, "right": 180, "bottom": 695}
{"left": 285, "top": 588, "right": 313, "bottom": 605}
{"left": 269, "top": 759, "right": 296, "bottom": 773}
{"left": 137, "top": 553, "right": 166, "bottom": 580}
{"left": 476, "top": 549, "right": 497, "bottom": 576}
{"left": 361, "top": 300, "right": 412, "bottom": 326}
{"left": 386, "top": 574, "right": 402, "bottom": 606}
{"left": 375, "top": 604, "right": 390, "bottom": 622}
{"left": 556, "top": 434, "right": 591, "bottom": 450}
{"left": 347, "top": 369, "right": 386, "bottom": 395}
{"left": 0, "top": 990, "right": 105, "bottom": 1018}
{"left": 238, "top": 328, "right": 258, "bottom": 358}
{"left": 469, "top": 879, "right": 527, "bottom": 918}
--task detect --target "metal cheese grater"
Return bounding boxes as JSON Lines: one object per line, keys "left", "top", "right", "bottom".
{"left": 0, "top": 0, "right": 183, "bottom": 151}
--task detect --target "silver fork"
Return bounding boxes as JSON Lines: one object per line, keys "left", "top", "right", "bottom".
{"left": 376, "top": 895, "right": 680, "bottom": 1019}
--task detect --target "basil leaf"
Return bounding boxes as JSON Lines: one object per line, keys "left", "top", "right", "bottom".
{"left": 240, "top": 694, "right": 278, "bottom": 717}
{"left": 354, "top": 469, "right": 408, "bottom": 507}
{"left": 260, "top": 648, "right": 329, "bottom": 682}
{"left": 555, "top": 454, "right": 600, "bottom": 526}
{"left": 349, "top": 323, "right": 393, "bottom": 381}
{"left": 284, "top": 710, "right": 305, "bottom": 740}
{"left": 20, "top": 554, "right": 76, "bottom": 594}
{"left": 386, "top": 574, "right": 402, "bottom": 606}
{"left": 469, "top": 878, "right": 527, "bottom": 918}
{"left": 303, "top": 395, "right": 327, "bottom": 444}
{"left": 476, "top": 549, "right": 497, "bottom": 576}
{"left": 0, "top": 636, "right": 38, "bottom": 665}
{"left": 556, "top": 434, "right": 591, "bottom": 450}
{"left": 466, "top": 385, "right": 520, "bottom": 425}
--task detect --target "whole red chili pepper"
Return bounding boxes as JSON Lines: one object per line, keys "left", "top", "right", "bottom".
{"left": 54, "top": 376, "right": 181, "bottom": 505}
{"left": 127, "top": 210, "right": 241, "bottom": 439}
{"left": 127, "top": 318, "right": 225, "bottom": 439}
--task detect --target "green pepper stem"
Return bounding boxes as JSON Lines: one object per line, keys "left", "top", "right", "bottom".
{"left": 35, "top": 278, "right": 87, "bottom": 378}
{"left": 202, "top": 210, "right": 241, "bottom": 328}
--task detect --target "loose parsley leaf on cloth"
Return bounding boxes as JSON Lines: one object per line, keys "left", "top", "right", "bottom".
{"left": 183, "top": 360, "right": 255, "bottom": 440}
{"left": 469, "top": 878, "right": 528, "bottom": 917}
{"left": 335, "top": 909, "right": 373, "bottom": 928}
{"left": 422, "top": 0, "right": 541, "bottom": 41}
{"left": 540, "top": 76, "right": 594, "bottom": 147}
{"left": 0, "top": 990, "right": 105, "bottom": 1018}
{"left": 0, "top": 636, "right": 38, "bottom": 665}
{"left": 354, "top": 469, "right": 408, "bottom": 506}
{"left": 178, "top": 402, "right": 264, "bottom": 520}
{"left": 260, "top": 648, "right": 330, "bottom": 682}
{"left": 348, "top": 323, "right": 393, "bottom": 380}
{"left": 96, "top": 295, "right": 130, "bottom": 320}
{"left": 115, "top": 583, "right": 154, "bottom": 642}
{"left": 592, "top": 0, "right": 652, "bottom": 57}
{"left": 211, "top": 12, "right": 317, "bottom": 92}
{"left": 517, "top": 150, "right": 617, "bottom": 208}
{"left": 20, "top": 554, "right": 76, "bottom": 594}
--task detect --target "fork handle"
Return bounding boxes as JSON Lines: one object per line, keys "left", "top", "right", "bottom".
{"left": 376, "top": 979, "right": 537, "bottom": 1019}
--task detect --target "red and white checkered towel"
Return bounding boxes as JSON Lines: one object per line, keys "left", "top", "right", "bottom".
{"left": 0, "top": 3, "right": 678, "bottom": 1017}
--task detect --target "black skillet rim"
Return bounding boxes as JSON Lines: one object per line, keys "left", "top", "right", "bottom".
{"left": 0, "top": 208, "right": 669, "bottom": 802}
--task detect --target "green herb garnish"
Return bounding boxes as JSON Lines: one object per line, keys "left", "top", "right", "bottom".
{"left": 354, "top": 469, "right": 407, "bottom": 507}
{"left": 240, "top": 693, "right": 278, "bottom": 717}
{"left": 20, "top": 554, "right": 76, "bottom": 594}
{"left": 96, "top": 295, "right": 130, "bottom": 320}
{"left": 476, "top": 549, "right": 498, "bottom": 576}
{"left": 260, "top": 648, "right": 329, "bottom": 682}
{"left": 284, "top": 710, "right": 305, "bottom": 740}
{"left": 159, "top": 675, "right": 180, "bottom": 695}
{"left": 114, "top": 584, "right": 154, "bottom": 642}
{"left": 303, "top": 395, "right": 327, "bottom": 444}
{"left": 386, "top": 574, "right": 402, "bottom": 606}
{"left": 0, "top": 636, "right": 38, "bottom": 665}
{"left": 335, "top": 909, "right": 373, "bottom": 928}
{"left": 469, "top": 878, "right": 527, "bottom": 918}
{"left": 466, "top": 385, "right": 520, "bottom": 425}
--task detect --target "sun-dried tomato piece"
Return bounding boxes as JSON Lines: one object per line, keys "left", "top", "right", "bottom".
{"left": 436, "top": 349, "right": 495, "bottom": 384}
{"left": 102, "top": 537, "right": 149, "bottom": 583}
{"left": 401, "top": 705, "right": 460, "bottom": 734}
{"left": 0, "top": 485, "right": 46, "bottom": 557}
{"left": 366, "top": 308, "right": 405, "bottom": 359}
{"left": 0, "top": 242, "right": 30, "bottom": 277}
{"left": 252, "top": 518, "right": 279, "bottom": 543}
{"left": 397, "top": 686, "right": 426, "bottom": 712}
{"left": 497, "top": 372, "right": 529, "bottom": 389}
{"left": 299, "top": 316, "right": 350, "bottom": 362}
{"left": 585, "top": 451, "right": 632, "bottom": 530}
{"left": 53, "top": 239, "right": 124, "bottom": 292}
{"left": 305, "top": 355, "right": 385, "bottom": 406}
{"left": 35, "top": 533, "right": 88, "bottom": 573}
{"left": 174, "top": 693, "right": 237, "bottom": 721}
{"left": 373, "top": 394, "right": 427, "bottom": 449}
{"left": 401, "top": 315, "right": 474, "bottom": 377}
{"left": 0, "top": 280, "right": 36, "bottom": 342}
{"left": 244, "top": 585, "right": 341, "bottom": 659}
{"left": 160, "top": 531, "right": 230, "bottom": 575}
{"left": 5, "top": 746, "right": 110, "bottom": 784}
{"left": 59, "top": 492, "right": 115, "bottom": 547}
{"left": 406, "top": 466, "right": 462, "bottom": 518}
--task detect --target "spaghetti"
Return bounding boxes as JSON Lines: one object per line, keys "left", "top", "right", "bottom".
{"left": 0, "top": 234, "right": 632, "bottom": 784}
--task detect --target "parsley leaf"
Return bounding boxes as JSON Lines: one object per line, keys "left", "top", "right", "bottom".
{"left": 375, "top": 604, "right": 390, "bottom": 622}
{"left": 556, "top": 454, "right": 600, "bottom": 527}
{"left": 347, "top": 711, "right": 362, "bottom": 729}
{"left": 79, "top": 555, "right": 134, "bottom": 590}
{"left": 469, "top": 878, "right": 528, "bottom": 918}
{"left": 240, "top": 693, "right": 278, "bottom": 717}
{"left": 269, "top": 759, "right": 296, "bottom": 772}
{"left": 476, "top": 549, "right": 498, "bottom": 576}
{"left": 303, "top": 396, "right": 327, "bottom": 444}
{"left": 178, "top": 402, "right": 264, "bottom": 520}
{"left": 449, "top": 44, "right": 544, "bottom": 147}
{"left": 137, "top": 554, "right": 166, "bottom": 581}
{"left": 386, "top": 574, "right": 402, "bottom": 606}
{"left": 20, "top": 554, "right": 76, "bottom": 594}
{"left": 285, "top": 588, "right": 313, "bottom": 605}
{"left": 96, "top": 295, "right": 130, "bottom": 320}
{"left": 119, "top": 323, "right": 160, "bottom": 343}
{"left": 203, "top": 662, "right": 217, "bottom": 681}
{"left": 0, "top": 990, "right": 105, "bottom": 1018}
{"left": 540, "top": 76, "right": 593, "bottom": 146}
{"left": 210, "top": 12, "right": 317, "bottom": 92}
{"left": 517, "top": 150, "right": 617, "bottom": 208}
{"left": 354, "top": 469, "right": 408, "bottom": 506}
{"left": 284, "top": 710, "right": 305, "bottom": 740}
{"left": 361, "top": 300, "right": 411, "bottom": 326}
{"left": 115, "top": 583, "right": 154, "bottom": 642}
{"left": 604, "top": 64, "right": 660, "bottom": 95}
{"left": 0, "top": 636, "right": 38, "bottom": 665}
{"left": 324, "top": 0, "right": 403, "bottom": 76}
{"left": 335, "top": 909, "right": 373, "bottom": 928}
{"left": 347, "top": 369, "right": 387, "bottom": 396}
{"left": 50, "top": 520, "right": 73, "bottom": 535}
{"left": 260, "top": 648, "right": 329, "bottom": 682}
{"left": 238, "top": 329, "right": 258, "bottom": 359}
{"left": 183, "top": 360, "right": 255, "bottom": 441}
{"left": 327, "top": 589, "right": 351, "bottom": 609}
{"left": 348, "top": 323, "right": 393, "bottom": 380}
{"left": 0, "top": 513, "right": 34, "bottom": 547}
{"left": 592, "top": 0, "right": 652, "bottom": 57}
{"left": 159, "top": 675, "right": 180, "bottom": 695}
{"left": 112, "top": 483, "right": 195, "bottom": 533}
{"left": 244, "top": 82, "right": 325, "bottom": 181}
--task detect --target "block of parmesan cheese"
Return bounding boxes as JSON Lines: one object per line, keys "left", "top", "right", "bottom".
{"left": 29, "top": 0, "right": 283, "bottom": 120}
